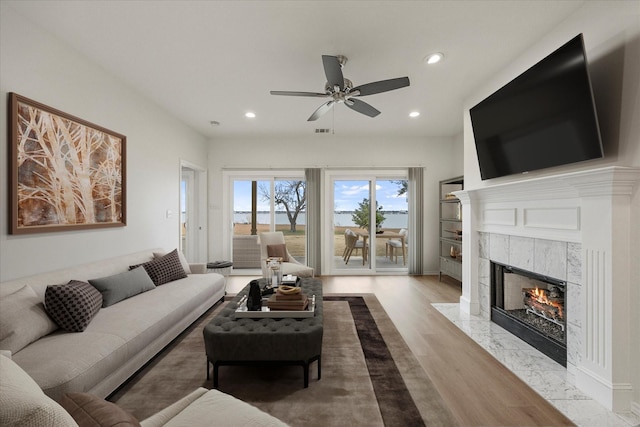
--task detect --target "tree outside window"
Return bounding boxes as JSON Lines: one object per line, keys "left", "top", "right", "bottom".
{"left": 351, "top": 198, "right": 386, "bottom": 230}
{"left": 259, "top": 180, "right": 306, "bottom": 232}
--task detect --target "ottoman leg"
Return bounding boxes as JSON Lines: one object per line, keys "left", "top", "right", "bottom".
{"left": 206, "top": 359, "right": 210, "bottom": 381}
{"left": 318, "top": 355, "right": 322, "bottom": 380}
{"left": 213, "top": 362, "right": 220, "bottom": 389}
{"left": 303, "top": 361, "right": 309, "bottom": 388}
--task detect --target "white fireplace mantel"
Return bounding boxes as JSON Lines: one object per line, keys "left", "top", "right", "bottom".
{"left": 454, "top": 166, "right": 640, "bottom": 413}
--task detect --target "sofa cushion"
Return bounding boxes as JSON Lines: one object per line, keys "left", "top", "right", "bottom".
{"left": 162, "top": 388, "right": 288, "bottom": 427}
{"left": 45, "top": 281, "right": 103, "bottom": 332}
{"left": 0, "top": 354, "right": 77, "bottom": 427}
{"left": 89, "top": 267, "right": 156, "bottom": 308}
{"left": 131, "top": 249, "right": 187, "bottom": 286}
{"left": 267, "top": 244, "right": 289, "bottom": 262}
{"left": 153, "top": 250, "right": 191, "bottom": 274}
{"left": 59, "top": 393, "right": 140, "bottom": 427}
{"left": 12, "top": 272, "right": 225, "bottom": 401}
{"left": 0, "top": 285, "right": 58, "bottom": 354}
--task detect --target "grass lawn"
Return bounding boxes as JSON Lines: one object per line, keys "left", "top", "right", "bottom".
{"left": 233, "top": 223, "right": 403, "bottom": 257}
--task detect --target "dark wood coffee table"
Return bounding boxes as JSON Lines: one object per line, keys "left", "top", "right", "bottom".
{"left": 203, "top": 278, "right": 323, "bottom": 388}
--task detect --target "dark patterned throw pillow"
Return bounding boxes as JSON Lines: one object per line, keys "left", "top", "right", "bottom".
{"left": 130, "top": 249, "right": 187, "bottom": 286}
{"left": 45, "top": 280, "right": 103, "bottom": 332}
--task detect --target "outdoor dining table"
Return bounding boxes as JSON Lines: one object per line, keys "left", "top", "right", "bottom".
{"left": 353, "top": 229, "right": 407, "bottom": 265}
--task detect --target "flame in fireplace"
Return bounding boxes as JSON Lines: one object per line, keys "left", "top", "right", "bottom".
{"left": 530, "top": 287, "right": 564, "bottom": 320}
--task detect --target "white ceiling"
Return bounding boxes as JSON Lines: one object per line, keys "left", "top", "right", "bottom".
{"left": 7, "top": 0, "right": 586, "bottom": 139}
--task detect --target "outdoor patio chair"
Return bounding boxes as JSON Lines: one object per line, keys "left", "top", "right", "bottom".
{"left": 344, "top": 229, "right": 366, "bottom": 265}
{"left": 386, "top": 228, "right": 408, "bottom": 264}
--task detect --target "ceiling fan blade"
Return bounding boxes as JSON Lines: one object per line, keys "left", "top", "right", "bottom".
{"left": 345, "top": 98, "right": 381, "bottom": 118}
{"left": 322, "top": 55, "right": 344, "bottom": 91}
{"left": 307, "top": 100, "right": 335, "bottom": 121}
{"left": 270, "top": 90, "right": 329, "bottom": 97}
{"left": 351, "top": 77, "right": 410, "bottom": 97}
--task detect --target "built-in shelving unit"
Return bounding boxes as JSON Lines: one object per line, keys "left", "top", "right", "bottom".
{"left": 439, "top": 176, "right": 463, "bottom": 282}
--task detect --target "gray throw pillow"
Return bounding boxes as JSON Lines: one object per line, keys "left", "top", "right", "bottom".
{"left": 45, "top": 280, "right": 103, "bottom": 332}
{"left": 89, "top": 267, "right": 155, "bottom": 308}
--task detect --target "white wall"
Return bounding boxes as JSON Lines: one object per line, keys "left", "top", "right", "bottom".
{"left": 207, "top": 134, "right": 463, "bottom": 273}
{"left": 461, "top": 1, "right": 640, "bottom": 411}
{"left": 0, "top": 5, "right": 209, "bottom": 282}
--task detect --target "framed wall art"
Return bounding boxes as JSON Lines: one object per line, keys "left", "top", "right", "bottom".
{"left": 9, "top": 93, "right": 126, "bottom": 234}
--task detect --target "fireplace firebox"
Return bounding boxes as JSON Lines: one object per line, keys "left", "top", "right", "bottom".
{"left": 490, "top": 262, "right": 567, "bottom": 366}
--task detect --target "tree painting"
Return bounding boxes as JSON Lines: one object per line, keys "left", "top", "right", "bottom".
{"left": 11, "top": 94, "right": 126, "bottom": 233}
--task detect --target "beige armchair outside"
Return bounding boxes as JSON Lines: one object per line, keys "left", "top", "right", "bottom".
{"left": 259, "top": 231, "right": 314, "bottom": 278}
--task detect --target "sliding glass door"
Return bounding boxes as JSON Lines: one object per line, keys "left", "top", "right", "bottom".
{"left": 224, "top": 168, "right": 411, "bottom": 276}
{"left": 325, "top": 170, "right": 408, "bottom": 275}
{"left": 333, "top": 179, "right": 373, "bottom": 271}
{"left": 225, "top": 171, "right": 306, "bottom": 273}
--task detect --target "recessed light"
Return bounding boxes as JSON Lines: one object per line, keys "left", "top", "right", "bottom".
{"left": 409, "top": 111, "right": 420, "bottom": 118}
{"left": 245, "top": 112, "right": 256, "bottom": 118}
{"left": 424, "top": 52, "right": 444, "bottom": 65}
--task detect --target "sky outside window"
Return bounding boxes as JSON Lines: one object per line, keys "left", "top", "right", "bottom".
{"left": 233, "top": 180, "right": 407, "bottom": 212}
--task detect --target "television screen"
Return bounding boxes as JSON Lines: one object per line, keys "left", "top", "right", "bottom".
{"left": 470, "top": 34, "right": 603, "bottom": 180}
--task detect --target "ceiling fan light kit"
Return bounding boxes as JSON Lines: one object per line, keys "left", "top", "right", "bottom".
{"left": 270, "top": 55, "right": 410, "bottom": 121}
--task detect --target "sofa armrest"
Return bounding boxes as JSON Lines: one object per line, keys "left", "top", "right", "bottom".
{"left": 142, "top": 388, "right": 289, "bottom": 427}
{"left": 140, "top": 387, "right": 208, "bottom": 427}
{"left": 188, "top": 263, "right": 207, "bottom": 274}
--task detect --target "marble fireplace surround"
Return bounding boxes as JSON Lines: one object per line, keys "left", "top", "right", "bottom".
{"left": 454, "top": 166, "right": 640, "bottom": 413}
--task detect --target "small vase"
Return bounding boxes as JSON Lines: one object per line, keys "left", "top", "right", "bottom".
{"left": 450, "top": 246, "right": 457, "bottom": 258}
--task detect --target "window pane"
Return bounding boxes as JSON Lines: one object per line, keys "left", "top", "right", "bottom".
{"left": 231, "top": 177, "right": 306, "bottom": 270}
{"left": 274, "top": 179, "right": 306, "bottom": 264}
{"left": 232, "top": 180, "right": 269, "bottom": 270}
{"left": 333, "top": 179, "right": 371, "bottom": 270}
{"left": 376, "top": 179, "right": 408, "bottom": 269}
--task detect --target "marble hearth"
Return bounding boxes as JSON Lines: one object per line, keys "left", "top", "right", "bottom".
{"left": 454, "top": 166, "right": 640, "bottom": 414}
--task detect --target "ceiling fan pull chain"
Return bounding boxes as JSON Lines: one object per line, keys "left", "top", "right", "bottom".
{"left": 332, "top": 106, "right": 335, "bottom": 135}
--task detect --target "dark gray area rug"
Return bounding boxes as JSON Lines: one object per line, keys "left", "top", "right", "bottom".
{"left": 109, "top": 294, "right": 456, "bottom": 426}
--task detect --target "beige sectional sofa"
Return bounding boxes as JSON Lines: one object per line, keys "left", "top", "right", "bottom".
{"left": 0, "top": 248, "right": 226, "bottom": 401}
{"left": 0, "top": 354, "right": 288, "bottom": 426}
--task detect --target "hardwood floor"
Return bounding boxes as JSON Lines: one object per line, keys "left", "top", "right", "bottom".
{"left": 226, "top": 274, "right": 575, "bottom": 426}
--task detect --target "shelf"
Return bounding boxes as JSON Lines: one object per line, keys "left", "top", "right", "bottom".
{"left": 439, "top": 176, "right": 463, "bottom": 282}
{"left": 441, "top": 237, "right": 462, "bottom": 245}
{"left": 442, "top": 229, "right": 462, "bottom": 238}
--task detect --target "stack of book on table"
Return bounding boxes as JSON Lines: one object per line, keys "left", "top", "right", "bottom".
{"left": 266, "top": 286, "right": 308, "bottom": 311}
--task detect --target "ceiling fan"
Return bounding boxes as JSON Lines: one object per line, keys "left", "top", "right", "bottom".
{"left": 270, "top": 55, "right": 410, "bottom": 121}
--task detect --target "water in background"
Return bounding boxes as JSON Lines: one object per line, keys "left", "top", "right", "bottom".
{"left": 234, "top": 212, "right": 409, "bottom": 229}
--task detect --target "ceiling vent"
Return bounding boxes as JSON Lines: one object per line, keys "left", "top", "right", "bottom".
{"left": 315, "top": 128, "right": 331, "bottom": 134}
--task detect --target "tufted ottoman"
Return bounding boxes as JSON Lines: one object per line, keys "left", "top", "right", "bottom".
{"left": 203, "top": 278, "right": 323, "bottom": 388}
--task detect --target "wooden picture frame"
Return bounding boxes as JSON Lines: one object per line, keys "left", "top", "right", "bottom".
{"left": 9, "top": 93, "right": 126, "bottom": 234}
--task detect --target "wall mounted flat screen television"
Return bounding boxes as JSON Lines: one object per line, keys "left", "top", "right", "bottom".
{"left": 470, "top": 34, "right": 603, "bottom": 180}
